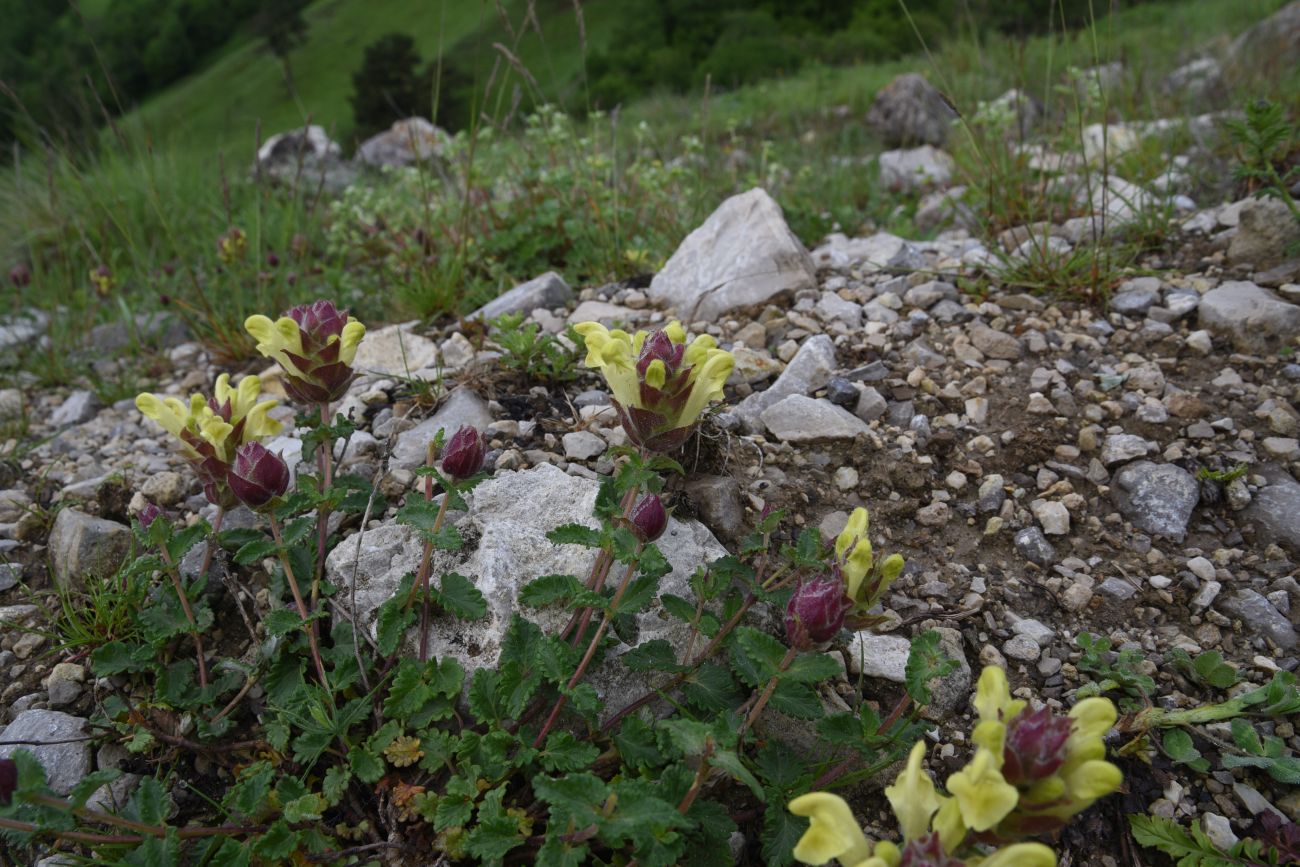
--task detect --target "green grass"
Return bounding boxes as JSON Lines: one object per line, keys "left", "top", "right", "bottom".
{"left": 133, "top": 0, "right": 633, "bottom": 155}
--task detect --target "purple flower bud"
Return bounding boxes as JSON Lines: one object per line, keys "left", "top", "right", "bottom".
{"left": 227, "top": 442, "right": 290, "bottom": 510}
{"left": 266, "top": 252, "right": 280, "bottom": 267}
{"left": 0, "top": 757, "right": 15, "bottom": 805}
{"left": 629, "top": 494, "right": 668, "bottom": 543}
{"left": 442, "top": 426, "right": 485, "bottom": 481}
{"left": 1001, "top": 705, "right": 1073, "bottom": 784}
{"left": 784, "top": 577, "right": 851, "bottom": 649}
{"left": 278, "top": 300, "right": 357, "bottom": 403}
{"left": 138, "top": 503, "right": 162, "bottom": 529}
{"left": 9, "top": 263, "right": 30, "bottom": 288}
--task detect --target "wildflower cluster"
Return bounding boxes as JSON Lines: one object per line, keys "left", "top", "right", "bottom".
{"left": 574, "top": 319, "right": 733, "bottom": 452}
{"left": 788, "top": 666, "right": 1122, "bottom": 867}
{"left": 245, "top": 299, "right": 366, "bottom": 404}
{"left": 784, "top": 506, "right": 907, "bottom": 649}
{"left": 135, "top": 373, "right": 282, "bottom": 507}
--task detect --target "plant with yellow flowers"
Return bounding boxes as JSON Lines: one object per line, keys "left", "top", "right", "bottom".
{"left": 573, "top": 319, "right": 734, "bottom": 452}
{"left": 788, "top": 666, "right": 1122, "bottom": 867}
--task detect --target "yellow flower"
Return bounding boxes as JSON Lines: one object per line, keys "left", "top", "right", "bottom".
{"left": 135, "top": 373, "right": 282, "bottom": 506}
{"left": 945, "top": 748, "right": 1019, "bottom": 832}
{"left": 572, "top": 320, "right": 733, "bottom": 452}
{"left": 973, "top": 666, "right": 1026, "bottom": 729}
{"left": 245, "top": 300, "right": 366, "bottom": 404}
{"left": 968, "top": 843, "right": 1056, "bottom": 867}
{"left": 788, "top": 792, "right": 873, "bottom": 867}
{"left": 884, "top": 742, "right": 941, "bottom": 841}
{"left": 835, "top": 508, "right": 873, "bottom": 599}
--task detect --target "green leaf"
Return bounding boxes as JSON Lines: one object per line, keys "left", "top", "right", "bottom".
{"left": 659, "top": 593, "right": 698, "bottom": 624}
{"left": 905, "top": 630, "right": 958, "bottom": 706}
{"left": 91, "top": 641, "right": 154, "bottom": 676}
{"left": 68, "top": 770, "right": 122, "bottom": 809}
{"left": 762, "top": 808, "right": 808, "bottom": 867}
{"left": 283, "top": 792, "right": 326, "bottom": 823}
{"left": 466, "top": 787, "right": 526, "bottom": 862}
{"left": 732, "top": 626, "right": 788, "bottom": 686}
{"left": 434, "top": 775, "right": 477, "bottom": 831}
{"left": 537, "top": 834, "right": 589, "bottom": 867}
{"left": 1231, "top": 718, "right": 1263, "bottom": 754}
{"left": 433, "top": 572, "right": 487, "bottom": 621}
{"left": 1129, "top": 814, "right": 1239, "bottom": 867}
{"left": 279, "top": 516, "right": 315, "bottom": 547}
{"left": 322, "top": 766, "right": 351, "bottom": 807}
{"left": 754, "top": 740, "right": 810, "bottom": 791}
{"left": 520, "top": 573, "right": 586, "bottom": 607}
{"left": 264, "top": 607, "right": 304, "bottom": 637}
{"left": 621, "top": 639, "right": 684, "bottom": 673}
{"left": 768, "top": 679, "right": 823, "bottom": 720}
{"left": 533, "top": 772, "right": 608, "bottom": 831}
{"left": 225, "top": 762, "right": 274, "bottom": 818}
{"left": 602, "top": 780, "right": 688, "bottom": 866}
{"left": 712, "top": 748, "right": 764, "bottom": 799}
{"left": 540, "top": 732, "right": 601, "bottom": 773}
{"left": 252, "top": 820, "right": 300, "bottom": 860}
{"left": 349, "top": 745, "right": 385, "bottom": 784}
{"left": 129, "top": 777, "right": 169, "bottom": 825}
{"left": 683, "top": 663, "right": 743, "bottom": 713}
{"left": 783, "top": 652, "right": 843, "bottom": 684}
{"left": 1162, "top": 729, "right": 1210, "bottom": 773}
{"left": 385, "top": 659, "right": 432, "bottom": 720}
{"left": 233, "top": 537, "right": 278, "bottom": 565}
{"left": 375, "top": 576, "right": 416, "bottom": 657}
{"left": 616, "top": 570, "right": 664, "bottom": 617}
{"left": 615, "top": 717, "right": 664, "bottom": 770}
{"left": 546, "top": 523, "right": 605, "bottom": 548}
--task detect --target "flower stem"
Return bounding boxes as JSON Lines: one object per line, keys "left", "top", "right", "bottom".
{"left": 197, "top": 506, "right": 225, "bottom": 579}
{"left": 560, "top": 485, "right": 640, "bottom": 646}
{"left": 155, "top": 546, "right": 208, "bottom": 688}
{"left": 312, "top": 401, "right": 334, "bottom": 609}
{"left": 268, "top": 512, "right": 331, "bottom": 693}
{"left": 535, "top": 553, "right": 641, "bottom": 748}
{"left": 739, "top": 646, "right": 798, "bottom": 736}
{"left": 675, "top": 741, "right": 714, "bottom": 815}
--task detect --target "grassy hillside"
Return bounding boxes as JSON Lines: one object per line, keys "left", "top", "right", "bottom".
{"left": 134, "top": 0, "right": 627, "bottom": 155}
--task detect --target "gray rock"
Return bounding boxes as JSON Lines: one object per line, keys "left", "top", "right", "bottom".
{"left": 1162, "top": 57, "right": 1224, "bottom": 101}
{"left": 845, "top": 632, "right": 911, "bottom": 680}
{"left": 1097, "top": 577, "right": 1138, "bottom": 601}
{"left": 1198, "top": 281, "right": 1300, "bottom": 352}
{"left": 0, "top": 710, "right": 91, "bottom": 795}
{"left": 1110, "top": 279, "right": 1161, "bottom": 316}
{"left": 866, "top": 73, "right": 957, "bottom": 147}
{"left": 0, "top": 388, "right": 24, "bottom": 421}
{"left": 1228, "top": 198, "right": 1300, "bottom": 269}
{"left": 922, "top": 627, "right": 972, "bottom": 721}
{"left": 0, "top": 310, "right": 47, "bottom": 356}
{"left": 326, "top": 464, "right": 727, "bottom": 716}
{"left": 0, "top": 563, "right": 20, "bottom": 592}
{"left": 733, "top": 335, "right": 836, "bottom": 433}
{"left": 1003, "top": 635, "right": 1041, "bottom": 661}
{"left": 877, "top": 146, "right": 955, "bottom": 193}
{"left": 1112, "top": 461, "right": 1199, "bottom": 542}
{"left": 648, "top": 188, "right": 816, "bottom": 320}
{"left": 48, "top": 509, "right": 132, "bottom": 590}
{"left": 391, "top": 389, "right": 493, "bottom": 471}
{"left": 854, "top": 386, "right": 888, "bottom": 422}
{"left": 969, "top": 324, "right": 1023, "bottom": 360}
{"left": 88, "top": 313, "right": 187, "bottom": 354}
{"left": 140, "top": 471, "right": 187, "bottom": 507}
{"left": 1244, "top": 466, "right": 1300, "bottom": 555}
{"left": 904, "top": 280, "right": 958, "bottom": 310}
{"left": 761, "top": 395, "right": 871, "bottom": 442}
{"left": 351, "top": 323, "right": 439, "bottom": 377}
{"left": 0, "top": 488, "right": 31, "bottom": 523}
{"left": 810, "top": 232, "right": 925, "bottom": 272}
{"left": 1226, "top": 1, "right": 1300, "bottom": 83}
{"left": 253, "top": 125, "right": 356, "bottom": 193}
{"left": 683, "top": 475, "right": 746, "bottom": 544}
{"left": 825, "top": 378, "right": 859, "bottom": 406}
{"left": 1218, "top": 589, "right": 1297, "bottom": 650}
{"left": 44, "top": 662, "right": 85, "bottom": 709}
{"left": 1014, "top": 527, "right": 1057, "bottom": 567}
{"left": 562, "top": 431, "right": 606, "bottom": 461}
{"left": 50, "top": 390, "right": 101, "bottom": 426}
{"left": 1101, "top": 434, "right": 1152, "bottom": 467}
{"left": 471, "top": 272, "right": 573, "bottom": 322}
{"left": 356, "top": 117, "right": 449, "bottom": 168}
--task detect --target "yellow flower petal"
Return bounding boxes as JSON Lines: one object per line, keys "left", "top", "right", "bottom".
{"left": 1064, "top": 759, "right": 1122, "bottom": 801}
{"left": 842, "top": 538, "right": 873, "bottom": 601}
{"left": 683, "top": 333, "right": 719, "bottom": 369}
{"left": 884, "top": 742, "right": 940, "bottom": 841}
{"left": 678, "top": 349, "right": 733, "bottom": 426}
{"left": 788, "top": 793, "right": 873, "bottom": 866}
{"left": 835, "top": 508, "right": 869, "bottom": 560}
{"left": 664, "top": 321, "right": 686, "bottom": 345}
{"left": 946, "top": 748, "right": 1019, "bottom": 832}
{"left": 880, "top": 554, "right": 905, "bottom": 584}
{"left": 574, "top": 322, "right": 612, "bottom": 367}
{"left": 970, "top": 843, "right": 1056, "bottom": 867}
{"left": 933, "top": 796, "right": 966, "bottom": 853}
{"left": 864, "top": 840, "right": 900, "bottom": 867}
{"left": 135, "top": 393, "right": 185, "bottom": 438}
{"left": 645, "top": 359, "right": 668, "bottom": 390}
{"left": 339, "top": 319, "right": 366, "bottom": 365}
{"left": 974, "top": 666, "right": 1011, "bottom": 724}
{"left": 971, "top": 720, "right": 1007, "bottom": 762}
